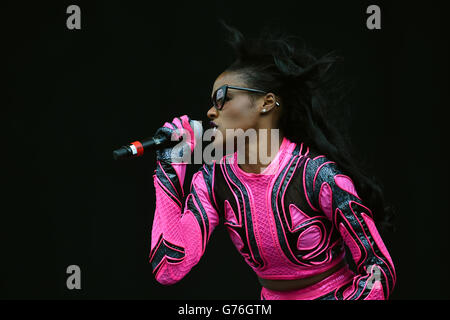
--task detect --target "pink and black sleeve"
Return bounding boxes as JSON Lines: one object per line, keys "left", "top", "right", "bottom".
{"left": 304, "top": 155, "right": 396, "bottom": 300}
{"left": 149, "top": 162, "right": 219, "bottom": 285}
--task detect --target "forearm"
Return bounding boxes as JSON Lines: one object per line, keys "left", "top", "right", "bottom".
{"left": 330, "top": 203, "right": 396, "bottom": 299}
{"left": 306, "top": 156, "right": 396, "bottom": 299}
{"left": 150, "top": 161, "right": 191, "bottom": 284}
{"left": 150, "top": 191, "right": 203, "bottom": 285}
{"left": 149, "top": 163, "right": 218, "bottom": 285}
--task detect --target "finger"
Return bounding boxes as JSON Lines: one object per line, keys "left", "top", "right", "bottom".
{"left": 180, "top": 115, "right": 195, "bottom": 151}
{"left": 172, "top": 117, "right": 183, "bottom": 130}
{"left": 179, "top": 114, "right": 191, "bottom": 125}
{"left": 163, "top": 122, "right": 176, "bottom": 129}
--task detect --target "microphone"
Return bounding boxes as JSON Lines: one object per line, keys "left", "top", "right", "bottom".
{"left": 112, "top": 119, "right": 203, "bottom": 160}
{"left": 112, "top": 136, "right": 181, "bottom": 160}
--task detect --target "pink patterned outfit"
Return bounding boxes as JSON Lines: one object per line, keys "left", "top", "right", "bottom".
{"left": 149, "top": 118, "right": 396, "bottom": 300}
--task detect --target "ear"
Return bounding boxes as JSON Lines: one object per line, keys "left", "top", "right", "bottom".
{"left": 260, "top": 93, "right": 280, "bottom": 114}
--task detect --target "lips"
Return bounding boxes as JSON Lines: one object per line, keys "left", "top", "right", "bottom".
{"left": 209, "top": 121, "right": 219, "bottom": 129}
{"left": 209, "top": 121, "right": 219, "bottom": 141}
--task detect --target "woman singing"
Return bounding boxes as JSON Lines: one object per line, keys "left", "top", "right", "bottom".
{"left": 148, "top": 22, "right": 396, "bottom": 300}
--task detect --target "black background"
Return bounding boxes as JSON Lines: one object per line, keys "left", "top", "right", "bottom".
{"left": 3, "top": 0, "right": 449, "bottom": 300}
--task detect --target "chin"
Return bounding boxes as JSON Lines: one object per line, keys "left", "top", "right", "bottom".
{"left": 211, "top": 135, "right": 225, "bottom": 151}
{"left": 206, "top": 128, "right": 236, "bottom": 158}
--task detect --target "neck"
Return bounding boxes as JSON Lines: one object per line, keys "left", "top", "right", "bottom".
{"left": 237, "top": 128, "right": 284, "bottom": 174}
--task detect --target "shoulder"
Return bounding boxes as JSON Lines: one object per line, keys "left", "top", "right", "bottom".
{"left": 302, "top": 150, "right": 360, "bottom": 200}
{"left": 302, "top": 149, "right": 349, "bottom": 192}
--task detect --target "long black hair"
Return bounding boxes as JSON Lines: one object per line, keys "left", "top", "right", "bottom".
{"left": 219, "top": 20, "right": 394, "bottom": 232}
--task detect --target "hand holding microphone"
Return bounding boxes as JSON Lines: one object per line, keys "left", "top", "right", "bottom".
{"left": 112, "top": 115, "right": 202, "bottom": 161}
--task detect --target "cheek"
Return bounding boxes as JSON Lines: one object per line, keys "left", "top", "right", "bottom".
{"left": 225, "top": 100, "right": 257, "bottom": 128}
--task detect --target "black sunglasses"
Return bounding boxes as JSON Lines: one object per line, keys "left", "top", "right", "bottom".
{"left": 211, "top": 84, "right": 277, "bottom": 110}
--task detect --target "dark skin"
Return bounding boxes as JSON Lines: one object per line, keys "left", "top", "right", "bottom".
{"left": 207, "top": 71, "right": 345, "bottom": 291}
{"left": 207, "top": 71, "right": 283, "bottom": 173}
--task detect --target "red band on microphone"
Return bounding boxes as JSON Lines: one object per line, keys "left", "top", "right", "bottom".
{"left": 130, "top": 141, "right": 144, "bottom": 157}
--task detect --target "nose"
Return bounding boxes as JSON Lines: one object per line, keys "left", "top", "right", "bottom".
{"left": 207, "top": 106, "right": 218, "bottom": 120}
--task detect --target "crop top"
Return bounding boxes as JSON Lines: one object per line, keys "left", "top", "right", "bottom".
{"left": 149, "top": 136, "right": 396, "bottom": 299}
